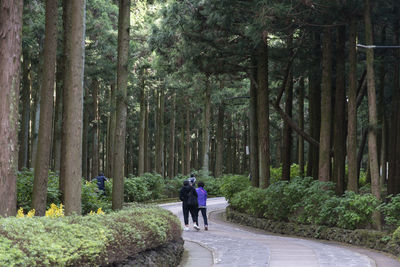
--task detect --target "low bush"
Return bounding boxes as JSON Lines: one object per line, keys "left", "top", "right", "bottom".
{"left": 0, "top": 204, "right": 181, "bottom": 266}
{"left": 219, "top": 174, "right": 250, "bottom": 202}
{"left": 379, "top": 194, "right": 400, "bottom": 228}
{"left": 230, "top": 187, "right": 268, "bottom": 217}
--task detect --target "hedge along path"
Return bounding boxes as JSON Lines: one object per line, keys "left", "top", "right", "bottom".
{"left": 0, "top": 204, "right": 182, "bottom": 266}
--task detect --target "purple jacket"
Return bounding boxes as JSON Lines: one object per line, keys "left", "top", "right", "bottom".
{"left": 196, "top": 187, "right": 207, "bottom": 207}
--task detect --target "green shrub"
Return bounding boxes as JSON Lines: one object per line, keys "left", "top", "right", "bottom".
{"left": 379, "top": 194, "right": 400, "bottom": 228}
{"left": 136, "top": 173, "right": 165, "bottom": 200}
{"left": 230, "top": 187, "right": 268, "bottom": 217}
{"left": 0, "top": 205, "right": 181, "bottom": 266}
{"left": 81, "top": 181, "right": 110, "bottom": 215}
{"left": 219, "top": 174, "right": 250, "bottom": 202}
{"left": 123, "top": 177, "right": 152, "bottom": 202}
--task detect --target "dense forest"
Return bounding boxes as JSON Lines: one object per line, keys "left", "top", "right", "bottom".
{"left": 1, "top": 0, "right": 400, "bottom": 226}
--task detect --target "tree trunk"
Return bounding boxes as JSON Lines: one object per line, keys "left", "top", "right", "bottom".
{"left": 167, "top": 92, "right": 175, "bottom": 178}
{"left": 180, "top": 118, "right": 185, "bottom": 174}
{"left": 388, "top": 10, "right": 400, "bottom": 196}
{"left": 298, "top": 77, "right": 305, "bottom": 177}
{"left": 53, "top": 54, "right": 63, "bottom": 172}
{"left": 307, "top": 32, "right": 321, "bottom": 180}
{"left": 282, "top": 69, "right": 293, "bottom": 181}
{"left": 138, "top": 73, "right": 146, "bottom": 176}
{"left": 215, "top": 104, "right": 225, "bottom": 177}
{"left": 82, "top": 85, "right": 89, "bottom": 179}
{"left": 91, "top": 78, "right": 100, "bottom": 178}
{"left": 107, "top": 83, "right": 116, "bottom": 177}
{"left": 256, "top": 36, "right": 270, "bottom": 188}
{"left": 32, "top": 0, "right": 59, "bottom": 216}
{"left": 61, "top": 0, "right": 85, "bottom": 215}
{"left": 144, "top": 98, "right": 150, "bottom": 172}
{"left": 0, "top": 0, "right": 23, "bottom": 217}
{"left": 185, "top": 98, "right": 191, "bottom": 175}
{"left": 347, "top": 18, "right": 358, "bottom": 192}
{"left": 249, "top": 58, "right": 259, "bottom": 186}
{"left": 226, "top": 115, "right": 233, "bottom": 173}
{"left": 333, "top": 25, "right": 346, "bottom": 195}
{"left": 155, "top": 87, "right": 164, "bottom": 176}
{"left": 18, "top": 53, "right": 31, "bottom": 170}
{"left": 364, "top": 0, "right": 381, "bottom": 229}
{"left": 377, "top": 26, "right": 386, "bottom": 188}
{"left": 202, "top": 77, "right": 212, "bottom": 174}
{"left": 318, "top": 28, "right": 332, "bottom": 182}
{"left": 112, "top": 0, "right": 130, "bottom": 210}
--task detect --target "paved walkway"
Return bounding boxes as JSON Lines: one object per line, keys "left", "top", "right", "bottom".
{"left": 160, "top": 198, "right": 400, "bottom": 267}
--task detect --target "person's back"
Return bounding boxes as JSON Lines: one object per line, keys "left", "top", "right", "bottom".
{"left": 179, "top": 180, "right": 200, "bottom": 230}
{"left": 96, "top": 173, "right": 107, "bottom": 191}
{"left": 196, "top": 181, "right": 208, "bottom": 230}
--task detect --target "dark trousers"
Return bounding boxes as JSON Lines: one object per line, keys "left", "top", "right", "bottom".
{"left": 182, "top": 203, "right": 198, "bottom": 225}
{"left": 198, "top": 207, "right": 208, "bottom": 226}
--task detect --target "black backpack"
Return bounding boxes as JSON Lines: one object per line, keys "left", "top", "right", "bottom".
{"left": 187, "top": 188, "right": 198, "bottom": 207}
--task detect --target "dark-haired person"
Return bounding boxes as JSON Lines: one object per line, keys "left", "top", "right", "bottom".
{"left": 196, "top": 181, "right": 208, "bottom": 230}
{"left": 179, "top": 180, "right": 200, "bottom": 231}
{"left": 94, "top": 173, "right": 108, "bottom": 195}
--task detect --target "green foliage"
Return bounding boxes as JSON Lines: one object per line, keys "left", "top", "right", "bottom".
{"left": 379, "top": 194, "right": 400, "bottom": 227}
{"left": 230, "top": 187, "right": 268, "bottom": 217}
{"left": 123, "top": 177, "right": 152, "bottom": 202}
{"left": 135, "top": 173, "right": 165, "bottom": 200}
{"left": 0, "top": 205, "right": 181, "bottom": 266}
{"left": 81, "top": 181, "right": 111, "bottom": 215}
{"left": 17, "top": 169, "right": 60, "bottom": 211}
{"left": 219, "top": 175, "right": 250, "bottom": 202}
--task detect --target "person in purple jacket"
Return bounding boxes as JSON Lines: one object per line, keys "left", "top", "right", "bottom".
{"left": 196, "top": 181, "right": 208, "bottom": 230}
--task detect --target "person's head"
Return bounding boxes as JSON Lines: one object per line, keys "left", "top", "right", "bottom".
{"left": 99, "top": 172, "right": 104, "bottom": 176}
{"left": 190, "top": 173, "right": 195, "bottom": 178}
{"left": 198, "top": 181, "right": 204, "bottom": 188}
{"left": 188, "top": 177, "right": 196, "bottom": 186}
{"left": 183, "top": 180, "right": 190, "bottom": 186}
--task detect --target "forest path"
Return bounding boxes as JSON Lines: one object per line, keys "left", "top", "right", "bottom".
{"left": 160, "top": 198, "right": 400, "bottom": 267}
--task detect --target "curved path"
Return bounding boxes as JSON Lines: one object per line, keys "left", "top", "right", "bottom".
{"left": 160, "top": 198, "right": 400, "bottom": 267}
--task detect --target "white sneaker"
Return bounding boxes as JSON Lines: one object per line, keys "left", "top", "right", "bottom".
{"left": 194, "top": 224, "right": 200, "bottom": 231}
{"left": 183, "top": 226, "right": 189, "bottom": 231}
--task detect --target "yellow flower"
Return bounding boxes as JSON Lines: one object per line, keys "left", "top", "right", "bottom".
{"left": 27, "top": 209, "right": 35, "bottom": 218}
{"left": 45, "top": 203, "right": 64, "bottom": 218}
{"left": 97, "top": 208, "right": 104, "bottom": 215}
{"left": 16, "top": 207, "right": 24, "bottom": 218}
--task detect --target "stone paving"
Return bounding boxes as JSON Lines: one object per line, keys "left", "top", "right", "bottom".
{"left": 160, "top": 198, "right": 400, "bottom": 267}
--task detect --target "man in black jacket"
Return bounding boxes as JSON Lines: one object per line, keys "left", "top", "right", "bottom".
{"left": 179, "top": 180, "right": 200, "bottom": 231}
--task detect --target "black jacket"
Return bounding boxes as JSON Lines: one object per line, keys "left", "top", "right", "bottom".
{"left": 179, "top": 185, "right": 198, "bottom": 205}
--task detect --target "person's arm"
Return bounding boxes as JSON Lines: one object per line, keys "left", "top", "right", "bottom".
{"left": 179, "top": 188, "right": 184, "bottom": 201}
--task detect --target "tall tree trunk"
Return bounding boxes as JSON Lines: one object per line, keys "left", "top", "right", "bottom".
{"left": 242, "top": 117, "right": 248, "bottom": 173}
{"left": 61, "top": 0, "right": 85, "bottom": 215}
{"left": 256, "top": 36, "right": 270, "bottom": 188}
{"left": 32, "top": 0, "right": 59, "bottom": 216}
{"left": 144, "top": 98, "right": 149, "bottom": 173}
{"left": 193, "top": 129, "right": 199, "bottom": 171}
{"left": 347, "top": 18, "right": 358, "bottom": 192}
{"left": 160, "top": 86, "right": 165, "bottom": 177}
{"left": 282, "top": 70, "right": 293, "bottom": 181}
{"left": 138, "top": 73, "right": 146, "bottom": 176}
{"left": 333, "top": 25, "right": 346, "bottom": 195}
{"left": 155, "top": 88, "right": 163, "bottom": 175}
{"left": 202, "top": 77, "right": 212, "bottom": 174}
{"left": 112, "top": 0, "right": 130, "bottom": 210}
{"left": 249, "top": 58, "right": 259, "bottom": 186}
{"left": 82, "top": 85, "right": 89, "bottom": 179}
{"left": 168, "top": 92, "right": 176, "bottom": 178}
{"left": 53, "top": 53, "right": 63, "bottom": 172}
{"left": 364, "top": 0, "right": 381, "bottom": 229}
{"left": 215, "top": 104, "right": 225, "bottom": 177}
{"left": 0, "top": 0, "right": 23, "bottom": 217}
{"left": 18, "top": 53, "right": 31, "bottom": 170}
{"left": 107, "top": 83, "right": 116, "bottom": 177}
{"left": 185, "top": 98, "right": 191, "bottom": 175}
{"left": 388, "top": 9, "right": 400, "bottom": 196}
{"left": 378, "top": 26, "right": 386, "bottom": 188}
{"left": 91, "top": 78, "right": 100, "bottom": 178}
{"left": 298, "top": 77, "right": 305, "bottom": 177}
{"left": 318, "top": 28, "right": 332, "bottom": 182}
{"left": 226, "top": 115, "right": 233, "bottom": 173}
{"left": 180, "top": 118, "right": 185, "bottom": 174}
{"left": 307, "top": 32, "right": 321, "bottom": 180}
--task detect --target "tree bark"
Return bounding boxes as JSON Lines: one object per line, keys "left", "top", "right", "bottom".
{"left": 167, "top": 92, "right": 175, "bottom": 178}
{"left": 347, "top": 18, "right": 358, "bottom": 193}
{"left": 144, "top": 97, "right": 149, "bottom": 172}
{"left": 298, "top": 77, "right": 305, "bottom": 177}
{"left": 256, "top": 35, "right": 270, "bottom": 188}
{"left": 333, "top": 25, "right": 346, "bottom": 195}
{"left": 364, "top": 0, "right": 381, "bottom": 229}
{"left": 388, "top": 9, "right": 400, "bottom": 196}
{"left": 185, "top": 97, "right": 191, "bottom": 175}
{"left": 0, "top": 0, "right": 23, "bottom": 217}
{"left": 226, "top": 115, "right": 233, "bottom": 174}
{"left": 32, "top": 0, "right": 59, "bottom": 216}
{"left": 112, "top": 0, "right": 130, "bottom": 210}
{"left": 215, "top": 104, "right": 225, "bottom": 177}
{"left": 202, "top": 77, "right": 212, "bottom": 174}
{"left": 307, "top": 32, "right": 321, "bottom": 180}
{"left": 61, "top": 0, "right": 85, "bottom": 215}
{"left": 180, "top": 117, "right": 185, "bottom": 174}
{"left": 318, "top": 28, "right": 332, "bottom": 182}
{"left": 155, "top": 87, "right": 164, "bottom": 176}
{"left": 138, "top": 73, "right": 146, "bottom": 176}
{"left": 91, "top": 78, "right": 100, "bottom": 178}
{"left": 378, "top": 27, "right": 387, "bottom": 189}
{"left": 282, "top": 68, "right": 293, "bottom": 181}
{"left": 249, "top": 59, "right": 259, "bottom": 186}
{"left": 18, "top": 53, "right": 31, "bottom": 170}
{"left": 82, "top": 85, "right": 89, "bottom": 179}
{"left": 107, "top": 83, "right": 116, "bottom": 177}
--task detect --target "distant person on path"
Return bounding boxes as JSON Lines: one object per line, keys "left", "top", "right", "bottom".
{"left": 94, "top": 173, "right": 108, "bottom": 194}
{"left": 196, "top": 181, "right": 208, "bottom": 230}
{"left": 188, "top": 173, "right": 196, "bottom": 186}
{"left": 179, "top": 180, "right": 200, "bottom": 231}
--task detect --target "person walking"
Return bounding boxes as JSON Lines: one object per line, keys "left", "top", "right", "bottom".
{"left": 94, "top": 173, "right": 108, "bottom": 195}
{"left": 196, "top": 181, "right": 208, "bottom": 230}
{"left": 179, "top": 180, "right": 200, "bottom": 231}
